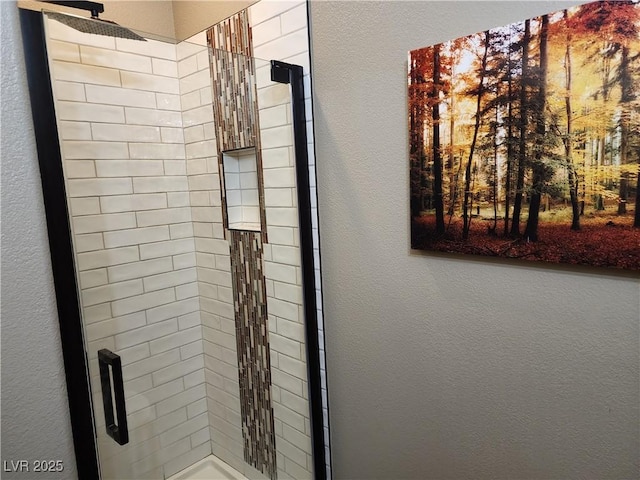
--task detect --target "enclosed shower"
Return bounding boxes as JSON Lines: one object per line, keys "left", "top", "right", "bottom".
{"left": 19, "top": 1, "right": 329, "bottom": 479}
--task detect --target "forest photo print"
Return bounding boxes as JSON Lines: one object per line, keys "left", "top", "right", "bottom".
{"left": 409, "top": 0, "right": 640, "bottom": 270}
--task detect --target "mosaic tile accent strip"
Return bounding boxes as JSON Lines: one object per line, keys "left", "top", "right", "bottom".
{"left": 230, "top": 229, "right": 277, "bottom": 480}
{"left": 207, "top": 11, "right": 268, "bottom": 242}
{"left": 208, "top": 9, "right": 252, "bottom": 56}
{"left": 207, "top": 11, "right": 276, "bottom": 479}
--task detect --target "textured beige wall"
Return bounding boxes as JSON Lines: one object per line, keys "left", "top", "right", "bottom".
{"left": 18, "top": 0, "right": 177, "bottom": 40}
{"left": 103, "top": 1, "right": 176, "bottom": 39}
{"left": 18, "top": 0, "right": 256, "bottom": 42}
{"left": 172, "top": 0, "right": 256, "bottom": 41}
{"left": 2, "top": 3, "right": 77, "bottom": 478}
{"left": 309, "top": 1, "right": 640, "bottom": 479}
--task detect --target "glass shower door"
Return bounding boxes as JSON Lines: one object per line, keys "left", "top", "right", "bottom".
{"left": 38, "top": 8, "right": 322, "bottom": 480}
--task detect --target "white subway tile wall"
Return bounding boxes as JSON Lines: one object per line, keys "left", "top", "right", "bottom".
{"left": 46, "top": 1, "right": 328, "bottom": 478}
{"left": 47, "top": 17, "right": 207, "bottom": 479}
{"left": 178, "top": 33, "right": 251, "bottom": 476}
{"left": 250, "top": 2, "right": 330, "bottom": 478}
{"left": 183, "top": 14, "right": 317, "bottom": 477}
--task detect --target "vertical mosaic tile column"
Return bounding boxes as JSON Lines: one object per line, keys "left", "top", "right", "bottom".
{"left": 207, "top": 10, "right": 268, "bottom": 242}
{"left": 230, "top": 230, "right": 277, "bottom": 478}
{"left": 207, "top": 10, "right": 277, "bottom": 480}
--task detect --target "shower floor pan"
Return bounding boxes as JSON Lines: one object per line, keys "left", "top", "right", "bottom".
{"left": 167, "top": 455, "right": 248, "bottom": 480}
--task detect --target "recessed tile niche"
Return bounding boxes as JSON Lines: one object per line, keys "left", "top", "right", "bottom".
{"left": 223, "top": 147, "right": 261, "bottom": 231}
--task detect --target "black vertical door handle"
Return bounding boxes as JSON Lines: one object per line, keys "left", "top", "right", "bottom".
{"left": 98, "top": 349, "right": 129, "bottom": 445}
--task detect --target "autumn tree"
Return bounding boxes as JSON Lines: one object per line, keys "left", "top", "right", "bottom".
{"left": 635, "top": 160, "right": 640, "bottom": 227}
{"left": 409, "top": 50, "right": 430, "bottom": 218}
{"left": 510, "top": 19, "right": 531, "bottom": 237}
{"left": 524, "top": 15, "right": 551, "bottom": 242}
{"left": 462, "top": 31, "right": 491, "bottom": 240}
{"left": 502, "top": 25, "right": 520, "bottom": 236}
{"left": 477, "top": 22, "right": 525, "bottom": 236}
{"left": 574, "top": 0, "right": 639, "bottom": 217}
{"left": 562, "top": 9, "right": 581, "bottom": 230}
{"left": 444, "top": 38, "right": 469, "bottom": 218}
{"left": 475, "top": 31, "right": 508, "bottom": 234}
{"left": 431, "top": 44, "right": 446, "bottom": 234}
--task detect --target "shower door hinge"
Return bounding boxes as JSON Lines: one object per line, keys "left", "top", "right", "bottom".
{"left": 270, "top": 60, "right": 291, "bottom": 84}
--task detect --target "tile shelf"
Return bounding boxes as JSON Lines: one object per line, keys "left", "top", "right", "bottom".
{"left": 228, "top": 222, "right": 261, "bottom": 232}
{"left": 222, "top": 147, "right": 262, "bottom": 233}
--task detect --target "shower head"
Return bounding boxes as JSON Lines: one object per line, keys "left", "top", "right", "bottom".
{"left": 44, "top": 10, "right": 146, "bottom": 41}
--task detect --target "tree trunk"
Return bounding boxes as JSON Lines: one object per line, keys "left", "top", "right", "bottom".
{"left": 448, "top": 87, "right": 456, "bottom": 216}
{"left": 563, "top": 10, "right": 580, "bottom": 231}
{"left": 432, "top": 44, "right": 445, "bottom": 234}
{"left": 462, "top": 31, "right": 490, "bottom": 240}
{"left": 568, "top": 166, "right": 581, "bottom": 229}
{"left": 524, "top": 15, "right": 549, "bottom": 242}
{"left": 618, "top": 45, "right": 632, "bottom": 215}
{"left": 595, "top": 137, "right": 606, "bottom": 210}
{"left": 491, "top": 111, "right": 498, "bottom": 234}
{"left": 618, "top": 175, "right": 629, "bottom": 214}
{"left": 580, "top": 145, "right": 586, "bottom": 215}
{"left": 409, "top": 53, "right": 426, "bottom": 218}
{"left": 504, "top": 43, "right": 513, "bottom": 236}
{"left": 491, "top": 107, "right": 499, "bottom": 233}
{"left": 594, "top": 44, "right": 611, "bottom": 212}
{"left": 510, "top": 19, "right": 530, "bottom": 237}
{"left": 634, "top": 162, "right": 640, "bottom": 228}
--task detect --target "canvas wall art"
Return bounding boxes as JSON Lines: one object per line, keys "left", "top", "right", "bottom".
{"left": 409, "top": 0, "right": 640, "bottom": 270}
